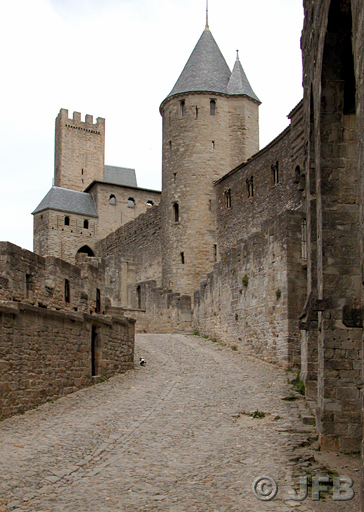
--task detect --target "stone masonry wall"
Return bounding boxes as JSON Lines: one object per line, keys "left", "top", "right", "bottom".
{"left": 34, "top": 210, "right": 98, "bottom": 265}
{"left": 160, "top": 93, "right": 259, "bottom": 297}
{"left": 302, "top": 0, "right": 363, "bottom": 454}
{"left": 98, "top": 206, "right": 162, "bottom": 286}
{"left": 124, "top": 280, "right": 192, "bottom": 334}
{"left": 54, "top": 109, "right": 105, "bottom": 192}
{"left": 88, "top": 182, "right": 161, "bottom": 241}
{"left": 194, "top": 211, "right": 306, "bottom": 367}
{"left": 0, "top": 302, "right": 134, "bottom": 420}
{"left": 216, "top": 120, "right": 303, "bottom": 254}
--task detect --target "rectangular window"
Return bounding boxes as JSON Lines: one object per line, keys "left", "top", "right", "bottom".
{"left": 180, "top": 100, "right": 186, "bottom": 117}
{"left": 65, "top": 279, "right": 70, "bottom": 303}
{"left": 246, "top": 177, "right": 254, "bottom": 198}
{"left": 181, "top": 252, "right": 185, "bottom": 264}
{"left": 96, "top": 288, "right": 101, "bottom": 313}
{"left": 225, "top": 189, "right": 232, "bottom": 209}
{"left": 210, "top": 99, "right": 216, "bottom": 116}
{"left": 271, "top": 161, "right": 279, "bottom": 185}
{"left": 301, "top": 220, "right": 308, "bottom": 260}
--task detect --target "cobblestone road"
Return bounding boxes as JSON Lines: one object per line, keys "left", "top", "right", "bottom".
{"left": 0, "top": 334, "right": 360, "bottom": 511}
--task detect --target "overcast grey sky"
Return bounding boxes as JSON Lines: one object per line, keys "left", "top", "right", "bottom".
{"left": 0, "top": 0, "right": 304, "bottom": 252}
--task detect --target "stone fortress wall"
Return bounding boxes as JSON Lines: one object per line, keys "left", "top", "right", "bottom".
{"left": 0, "top": 242, "right": 135, "bottom": 420}
{"left": 33, "top": 209, "right": 98, "bottom": 265}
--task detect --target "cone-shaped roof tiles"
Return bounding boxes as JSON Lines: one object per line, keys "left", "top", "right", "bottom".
{"left": 227, "top": 52, "right": 260, "bottom": 102}
{"left": 162, "top": 28, "right": 260, "bottom": 105}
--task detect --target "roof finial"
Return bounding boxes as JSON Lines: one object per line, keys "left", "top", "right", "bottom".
{"left": 205, "top": 0, "right": 209, "bottom": 29}
{"left": 236, "top": 50, "right": 239, "bottom": 61}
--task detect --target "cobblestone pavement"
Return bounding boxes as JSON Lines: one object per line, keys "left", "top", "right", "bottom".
{"left": 0, "top": 334, "right": 360, "bottom": 511}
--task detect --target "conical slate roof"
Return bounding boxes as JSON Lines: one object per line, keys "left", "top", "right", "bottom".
{"left": 162, "top": 28, "right": 260, "bottom": 104}
{"left": 166, "top": 28, "right": 231, "bottom": 99}
{"left": 227, "top": 53, "right": 260, "bottom": 102}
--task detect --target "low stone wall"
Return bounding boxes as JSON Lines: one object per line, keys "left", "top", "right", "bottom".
{"left": 114, "top": 280, "right": 192, "bottom": 334}
{"left": 193, "top": 211, "right": 306, "bottom": 367}
{"left": 0, "top": 302, "right": 135, "bottom": 420}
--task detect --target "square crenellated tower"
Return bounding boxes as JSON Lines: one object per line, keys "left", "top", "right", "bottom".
{"left": 54, "top": 109, "right": 105, "bottom": 192}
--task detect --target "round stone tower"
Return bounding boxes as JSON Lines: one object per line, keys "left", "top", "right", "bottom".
{"left": 160, "top": 21, "right": 260, "bottom": 297}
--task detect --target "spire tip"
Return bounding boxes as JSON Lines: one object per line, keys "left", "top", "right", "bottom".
{"left": 205, "top": 0, "right": 209, "bottom": 29}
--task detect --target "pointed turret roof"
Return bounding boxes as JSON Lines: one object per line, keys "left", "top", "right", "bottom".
{"left": 227, "top": 51, "right": 260, "bottom": 102}
{"left": 166, "top": 28, "right": 231, "bottom": 100}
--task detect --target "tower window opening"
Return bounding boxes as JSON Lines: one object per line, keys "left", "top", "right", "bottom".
{"left": 181, "top": 252, "right": 185, "bottom": 264}
{"left": 173, "top": 173, "right": 177, "bottom": 184}
{"left": 109, "top": 194, "right": 116, "bottom": 205}
{"left": 95, "top": 288, "right": 101, "bottom": 313}
{"left": 64, "top": 216, "right": 70, "bottom": 226}
{"left": 180, "top": 100, "right": 186, "bottom": 117}
{"left": 301, "top": 220, "right": 308, "bottom": 260}
{"left": 271, "top": 161, "right": 279, "bottom": 185}
{"left": 169, "top": 140, "right": 172, "bottom": 150}
{"left": 83, "top": 219, "right": 89, "bottom": 229}
{"left": 246, "top": 177, "right": 254, "bottom": 198}
{"left": 195, "top": 106, "right": 198, "bottom": 119}
{"left": 173, "top": 202, "right": 179, "bottom": 222}
{"left": 65, "top": 279, "right": 70, "bottom": 303}
{"left": 212, "top": 141, "right": 215, "bottom": 150}
{"left": 213, "top": 245, "right": 217, "bottom": 262}
{"left": 137, "top": 285, "right": 142, "bottom": 309}
{"left": 210, "top": 99, "right": 216, "bottom": 116}
{"left": 127, "top": 197, "right": 135, "bottom": 208}
{"left": 225, "top": 189, "right": 232, "bottom": 209}
{"left": 147, "top": 200, "right": 154, "bottom": 207}
{"left": 81, "top": 168, "right": 84, "bottom": 175}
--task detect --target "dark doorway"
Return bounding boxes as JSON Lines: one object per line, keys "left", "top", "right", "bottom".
{"left": 77, "top": 245, "right": 95, "bottom": 257}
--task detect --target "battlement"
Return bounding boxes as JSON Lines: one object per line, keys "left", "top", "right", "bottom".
{"left": 55, "top": 108, "right": 105, "bottom": 192}
{"left": 57, "top": 109, "right": 105, "bottom": 135}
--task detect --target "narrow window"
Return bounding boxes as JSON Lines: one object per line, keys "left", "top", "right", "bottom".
{"left": 127, "top": 197, "right": 135, "bottom": 208}
{"left": 81, "top": 168, "right": 84, "bottom": 175}
{"left": 91, "top": 325, "right": 98, "bottom": 377}
{"left": 64, "top": 216, "right": 70, "bottom": 226}
{"left": 213, "top": 245, "right": 217, "bottom": 262}
{"left": 212, "top": 141, "right": 215, "bottom": 150}
{"left": 95, "top": 288, "right": 101, "bottom": 313}
{"left": 195, "top": 106, "right": 198, "bottom": 119}
{"left": 301, "top": 220, "right": 308, "bottom": 260}
{"left": 109, "top": 194, "right": 116, "bottom": 205}
{"left": 180, "top": 100, "right": 186, "bottom": 117}
{"left": 173, "top": 203, "right": 179, "bottom": 222}
{"left": 181, "top": 252, "right": 185, "bottom": 264}
{"left": 271, "top": 161, "right": 279, "bottom": 185}
{"left": 225, "top": 189, "right": 232, "bottom": 209}
{"left": 147, "top": 200, "right": 154, "bottom": 207}
{"left": 26, "top": 274, "right": 32, "bottom": 298}
{"left": 169, "top": 140, "right": 172, "bottom": 150}
{"left": 173, "top": 173, "right": 177, "bottom": 184}
{"left": 209, "top": 199, "right": 212, "bottom": 211}
{"left": 246, "top": 177, "right": 254, "bottom": 198}
{"left": 210, "top": 99, "right": 216, "bottom": 116}
{"left": 83, "top": 219, "right": 89, "bottom": 229}
{"left": 137, "top": 285, "right": 141, "bottom": 309}
{"left": 65, "top": 279, "right": 70, "bottom": 303}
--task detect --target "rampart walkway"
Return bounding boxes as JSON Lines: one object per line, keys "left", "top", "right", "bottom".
{"left": 0, "top": 334, "right": 359, "bottom": 511}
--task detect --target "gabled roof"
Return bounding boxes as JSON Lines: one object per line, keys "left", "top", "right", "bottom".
{"left": 104, "top": 165, "right": 137, "bottom": 187}
{"left": 164, "top": 28, "right": 231, "bottom": 101}
{"left": 32, "top": 187, "right": 98, "bottom": 217}
{"left": 227, "top": 53, "right": 260, "bottom": 103}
